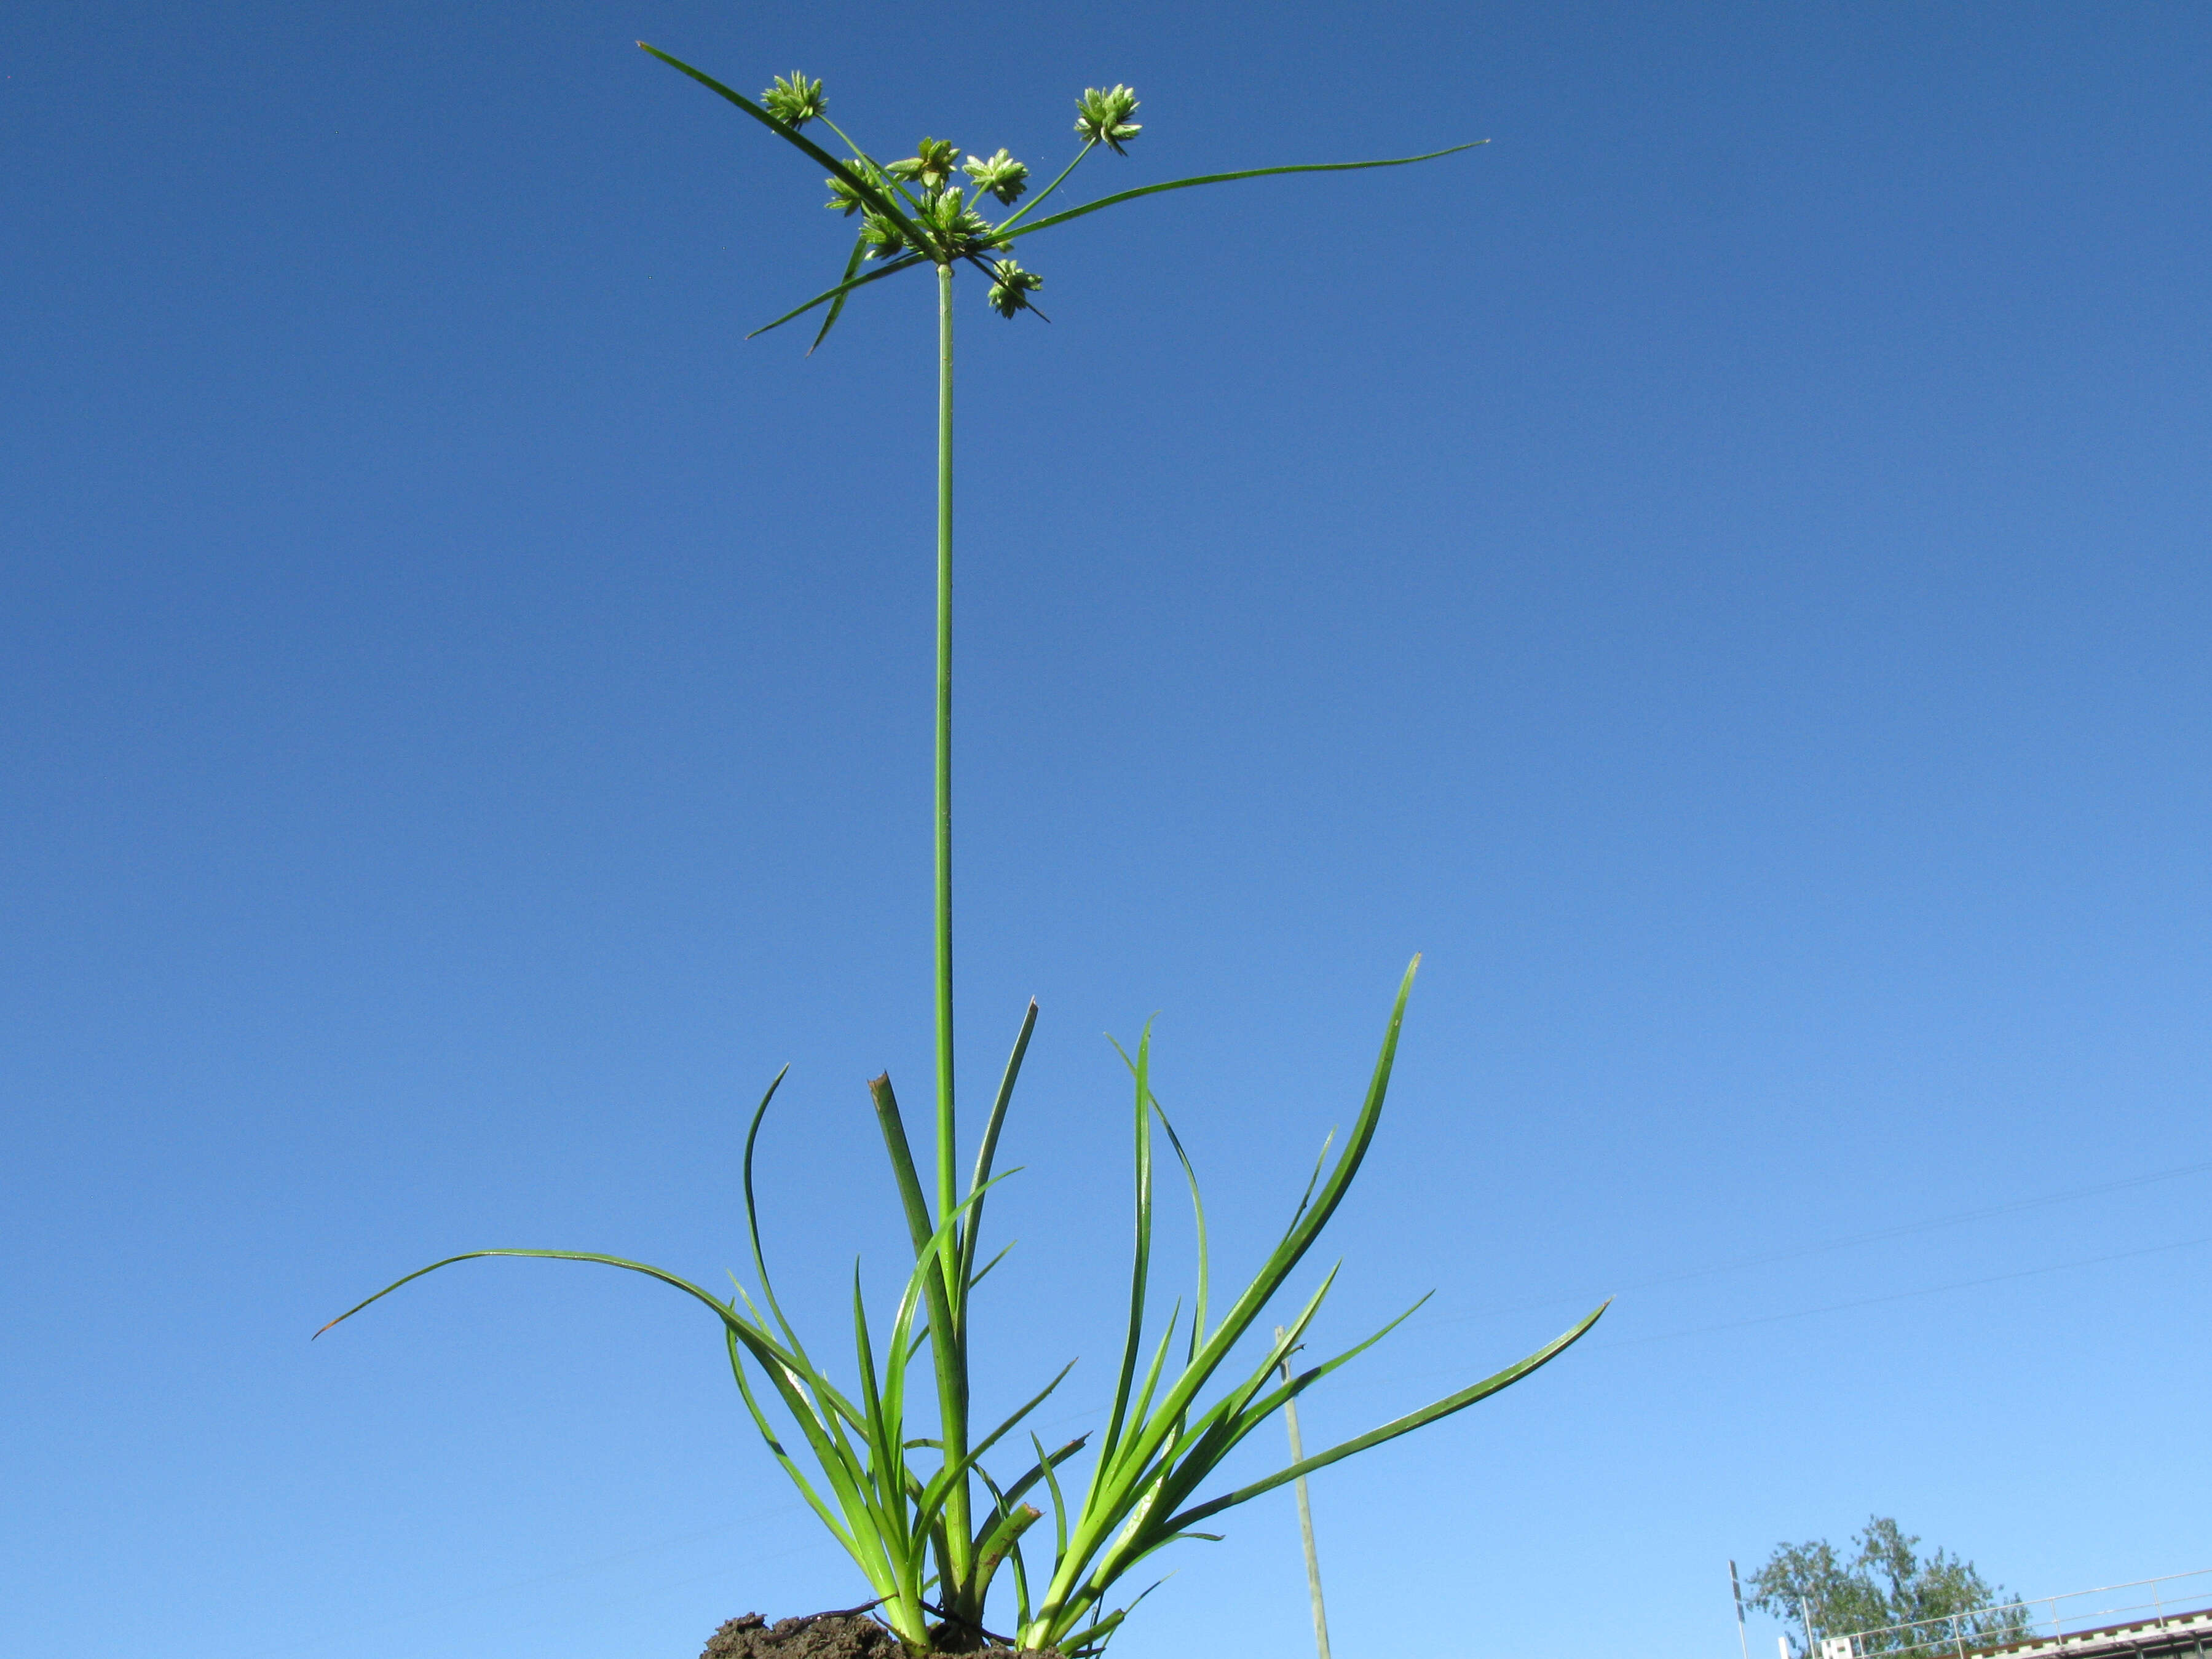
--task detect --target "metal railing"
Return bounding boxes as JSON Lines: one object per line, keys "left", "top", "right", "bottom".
{"left": 1826, "top": 1569, "right": 2212, "bottom": 1659}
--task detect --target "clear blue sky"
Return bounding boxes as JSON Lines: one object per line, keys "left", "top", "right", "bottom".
{"left": 4, "top": 4, "right": 2207, "bottom": 1657}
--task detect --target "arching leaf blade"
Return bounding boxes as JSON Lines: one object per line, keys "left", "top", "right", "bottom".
{"left": 723, "top": 1326, "right": 859, "bottom": 1555}
{"left": 1157, "top": 1298, "right": 1610, "bottom": 1535}
{"left": 958, "top": 997, "right": 1038, "bottom": 1299}
{"left": 1083, "top": 957, "right": 1421, "bottom": 1508}
{"left": 316, "top": 1247, "right": 768, "bottom": 1347}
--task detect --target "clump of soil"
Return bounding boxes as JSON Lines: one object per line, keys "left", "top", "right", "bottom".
{"left": 700, "top": 1612, "right": 1062, "bottom": 1659}
{"left": 702, "top": 1613, "right": 903, "bottom": 1659}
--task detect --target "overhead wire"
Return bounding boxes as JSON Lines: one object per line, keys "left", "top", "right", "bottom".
{"left": 1423, "top": 1153, "right": 2212, "bottom": 1328}
{"left": 1593, "top": 1231, "right": 2212, "bottom": 1350}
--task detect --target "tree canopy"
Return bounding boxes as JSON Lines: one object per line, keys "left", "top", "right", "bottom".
{"left": 1747, "top": 1517, "right": 2031, "bottom": 1657}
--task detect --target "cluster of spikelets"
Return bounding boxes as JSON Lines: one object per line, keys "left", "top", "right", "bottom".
{"left": 762, "top": 71, "right": 1141, "bottom": 320}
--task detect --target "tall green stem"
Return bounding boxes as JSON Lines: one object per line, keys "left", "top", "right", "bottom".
{"left": 931, "top": 256, "right": 976, "bottom": 1623}
{"left": 934, "top": 262, "right": 957, "bottom": 1234}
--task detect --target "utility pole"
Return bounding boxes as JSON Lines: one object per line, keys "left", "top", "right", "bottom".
{"left": 1276, "top": 1327, "right": 1332, "bottom": 1659}
{"left": 1730, "top": 1561, "right": 1752, "bottom": 1659}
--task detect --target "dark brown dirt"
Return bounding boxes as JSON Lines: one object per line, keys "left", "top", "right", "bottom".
{"left": 700, "top": 1612, "right": 1062, "bottom": 1659}
{"left": 701, "top": 1613, "right": 903, "bottom": 1659}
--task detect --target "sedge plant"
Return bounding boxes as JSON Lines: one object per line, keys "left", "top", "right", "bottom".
{"left": 317, "top": 46, "right": 1609, "bottom": 1656}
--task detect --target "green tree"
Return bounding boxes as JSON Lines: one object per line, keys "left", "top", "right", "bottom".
{"left": 1748, "top": 1518, "right": 2032, "bottom": 1657}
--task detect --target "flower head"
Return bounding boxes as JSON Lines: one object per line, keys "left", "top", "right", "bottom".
{"left": 760, "top": 72, "right": 826, "bottom": 129}
{"left": 963, "top": 148, "right": 1030, "bottom": 206}
{"left": 890, "top": 137, "right": 960, "bottom": 189}
{"left": 1074, "top": 85, "right": 1141, "bottom": 154}
{"left": 825, "top": 157, "right": 887, "bottom": 217}
{"left": 919, "top": 186, "right": 997, "bottom": 260}
{"left": 985, "top": 258, "right": 1043, "bottom": 319}
{"left": 860, "top": 210, "right": 908, "bottom": 259}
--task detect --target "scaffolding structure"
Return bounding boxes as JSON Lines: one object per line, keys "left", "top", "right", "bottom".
{"left": 1826, "top": 1569, "right": 2212, "bottom": 1659}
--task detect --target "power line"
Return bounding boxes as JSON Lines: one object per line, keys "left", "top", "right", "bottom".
{"left": 1426, "top": 1154, "right": 2212, "bottom": 1328}
{"left": 1032, "top": 1158, "right": 2212, "bottom": 1424}
{"left": 1352, "top": 1232, "right": 2212, "bottom": 1393}
{"left": 1592, "top": 1231, "right": 2212, "bottom": 1350}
